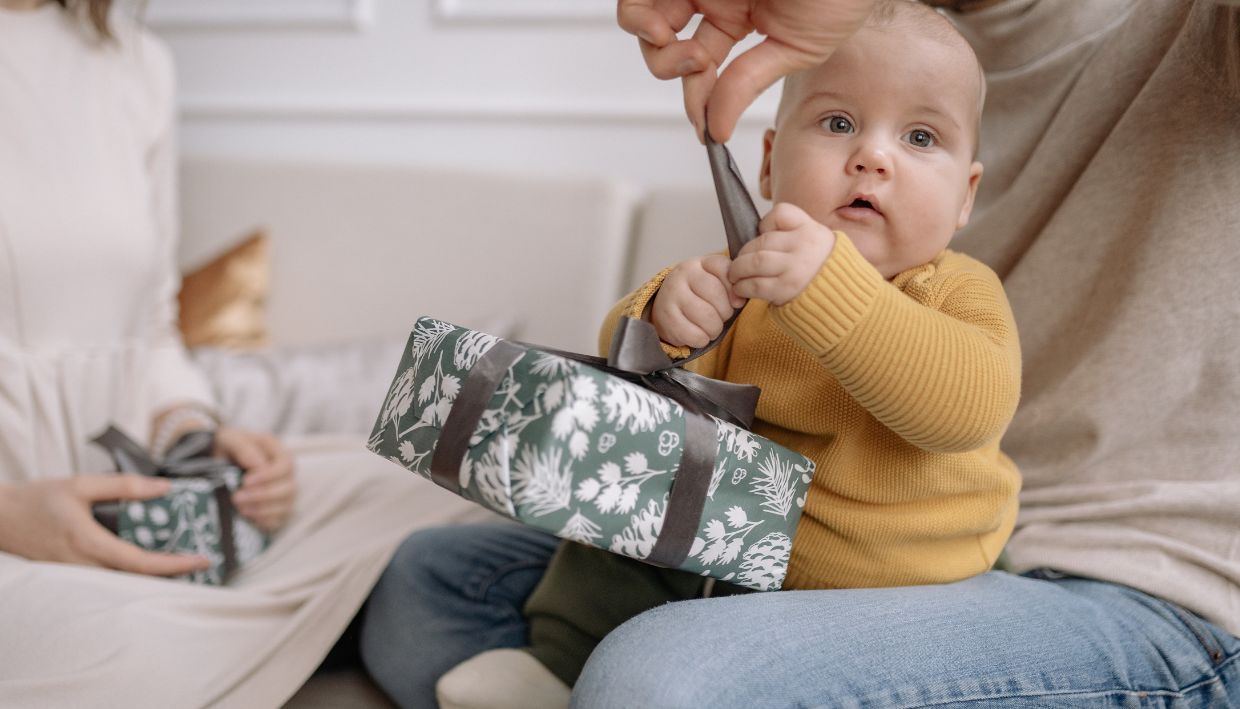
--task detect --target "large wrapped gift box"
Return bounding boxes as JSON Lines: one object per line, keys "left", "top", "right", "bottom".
{"left": 92, "top": 427, "right": 269, "bottom": 586}
{"left": 367, "top": 317, "right": 816, "bottom": 591}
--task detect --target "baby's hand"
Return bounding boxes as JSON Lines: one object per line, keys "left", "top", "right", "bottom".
{"left": 730, "top": 203, "right": 836, "bottom": 306}
{"left": 651, "top": 253, "right": 746, "bottom": 348}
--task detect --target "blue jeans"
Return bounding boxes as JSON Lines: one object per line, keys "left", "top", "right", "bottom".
{"left": 360, "top": 523, "right": 560, "bottom": 708}
{"left": 574, "top": 569, "right": 1240, "bottom": 708}
{"left": 362, "top": 524, "right": 1240, "bottom": 708}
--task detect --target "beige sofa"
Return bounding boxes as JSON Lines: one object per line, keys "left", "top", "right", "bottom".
{"left": 176, "top": 157, "right": 748, "bottom": 707}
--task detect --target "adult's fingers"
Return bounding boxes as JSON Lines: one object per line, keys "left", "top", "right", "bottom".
{"left": 617, "top": 0, "right": 695, "bottom": 47}
{"left": 75, "top": 522, "right": 210, "bottom": 576}
{"left": 706, "top": 39, "right": 815, "bottom": 142}
{"left": 217, "top": 429, "right": 269, "bottom": 471}
{"left": 642, "top": 37, "right": 712, "bottom": 80}
{"left": 73, "top": 473, "right": 171, "bottom": 503}
{"left": 233, "top": 476, "right": 296, "bottom": 509}
{"left": 682, "top": 17, "right": 749, "bottom": 140}
{"left": 238, "top": 496, "right": 295, "bottom": 532}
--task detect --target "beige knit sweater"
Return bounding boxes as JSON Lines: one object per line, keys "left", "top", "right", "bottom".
{"left": 947, "top": 0, "right": 1240, "bottom": 635}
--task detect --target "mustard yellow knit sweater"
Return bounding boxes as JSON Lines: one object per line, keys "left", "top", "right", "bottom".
{"left": 601, "top": 233, "right": 1022, "bottom": 589}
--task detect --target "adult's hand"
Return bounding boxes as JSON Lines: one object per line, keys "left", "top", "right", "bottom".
{"left": 0, "top": 475, "right": 211, "bottom": 576}
{"left": 618, "top": 0, "right": 879, "bottom": 141}
{"left": 215, "top": 427, "right": 296, "bottom": 532}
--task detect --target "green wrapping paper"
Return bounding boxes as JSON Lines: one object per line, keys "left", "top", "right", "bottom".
{"left": 367, "top": 317, "right": 816, "bottom": 591}
{"left": 92, "top": 427, "right": 269, "bottom": 586}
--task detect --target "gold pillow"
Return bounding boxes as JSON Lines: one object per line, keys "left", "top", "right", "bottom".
{"left": 178, "top": 230, "right": 270, "bottom": 349}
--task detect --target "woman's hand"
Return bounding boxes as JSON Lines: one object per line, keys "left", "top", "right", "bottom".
{"left": 729, "top": 203, "right": 836, "bottom": 305}
{"left": 0, "top": 476, "right": 211, "bottom": 576}
{"left": 617, "top": 0, "right": 878, "bottom": 141}
{"left": 651, "top": 253, "right": 747, "bottom": 348}
{"left": 215, "top": 427, "right": 296, "bottom": 532}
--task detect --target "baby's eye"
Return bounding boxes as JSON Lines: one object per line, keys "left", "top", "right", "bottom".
{"left": 905, "top": 129, "right": 935, "bottom": 148}
{"left": 821, "top": 115, "right": 854, "bottom": 134}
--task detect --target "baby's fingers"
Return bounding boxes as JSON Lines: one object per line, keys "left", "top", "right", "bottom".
{"left": 759, "top": 202, "right": 814, "bottom": 234}
{"left": 730, "top": 248, "right": 790, "bottom": 284}
{"left": 698, "top": 255, "right": 746, "bottom": 315}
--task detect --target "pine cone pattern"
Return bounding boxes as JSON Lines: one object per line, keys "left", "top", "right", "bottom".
{"left": 369, "top": 318, "right": 816, "bottom": 591}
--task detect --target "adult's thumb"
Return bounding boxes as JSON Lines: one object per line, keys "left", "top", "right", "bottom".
{"left": 75, "top": 473, "right": 171, "bottom": 503}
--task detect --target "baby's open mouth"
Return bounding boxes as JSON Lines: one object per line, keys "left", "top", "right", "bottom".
{"left": 837, "top": 195, "right": 883, "bottom": 222}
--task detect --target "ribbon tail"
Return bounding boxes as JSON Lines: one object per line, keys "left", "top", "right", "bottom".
{"left": 608, "top": 317, "right": 674, "bottom": 373}
{"left": 90, "top": 425, "right": 160, "bottom": 476}
{"left": 705, "top": 132, "right": 761, "bottom": 259}
{"left": 665, "top": 368, "right": 760, "bottom": 430}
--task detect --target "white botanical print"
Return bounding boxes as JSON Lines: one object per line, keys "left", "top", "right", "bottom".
{"left": 169, "top": 485, "right": 225, "bottom": 580}
{"left": 736, "top": 532, "right": 792, "bottom": 591}
{"left": 510, "top": 443, "right": 573, "bottom": 517}
{"left": 473, "top": 374, "right": 544, "bottom": 447}
{"left": 610, "top": 498, "right": 665, "bottom": 559}
{"left": 558, "top": 509, "right": 603, "bottom": 545}
{"left": 547, "top": 376, "right": 600, "bottom": 459}
{"left": 398, "top": 354, "right": 460, "bottom": 438}
{"left": 454, "top": 329, "right": 498, "bottom": 370}
{"left": 718, "top": 422, "right": 760, "bottom": 462}
{"left": 657, "top": 430, "right": 680, "bottom": 456}
{"left": 529, "top": 352, "right": 579, "bottom": 380}
{"left": 412, "top": 319, "right": 457, "bottom": 367}
{"left": 707, "top": 458, "right": 728, "bottom": 499}
{"left": 601, "top": 378, "right": 675, "bottom": 434}
{"left": 380, "top": 367, "right": 417, "bottom": 429}
{"left": 465, "top": 433, "right": 516, "bottom": 516}
{"left": 688, "top": 505, "right": 763, "bottom": 568}
{"left": 750, "top": 450, "right": 805, "bottom": 519}
{"left": 597, "top": 432, "right": 616, "bottom": 453}
{"left": 573, "top": 452, "right": 669, "bottom": 515}
{"left": 120, "top": 474, "right": 268, "bottom": 586}
{"left": 369, "top": 318, "right": 820, "bottom": 593}
{"left": 397, "top": 440, "right": 431, "bottom": 472}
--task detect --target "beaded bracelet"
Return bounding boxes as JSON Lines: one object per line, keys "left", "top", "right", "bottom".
{"left": 151, "top": 404, "right": 218, "bottom": 456}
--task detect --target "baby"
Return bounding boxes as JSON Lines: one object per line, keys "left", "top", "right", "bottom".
{"left": 438, "top": 2, "right": 1020, "bottom": 706}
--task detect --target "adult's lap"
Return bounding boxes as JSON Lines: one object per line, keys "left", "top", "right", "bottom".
{"left": 573, "top": 571, "right": 1240, "bottom": 708}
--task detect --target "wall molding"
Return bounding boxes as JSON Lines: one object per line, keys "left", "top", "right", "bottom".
{"left": 434, "top": 0, "right": 613, "bottom": 22}
{"left": 147, "top": 0, "right": 372, "bottom": 31}
{"left": 177, "top": 95, "right": 776, "bottom": 125}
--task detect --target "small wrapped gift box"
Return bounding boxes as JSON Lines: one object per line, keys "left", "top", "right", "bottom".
{"left": 367, "top": 317, "right": 816, "bottom": 591}
{"left": 91, "top": 426, "right": 269, "bottom": 585}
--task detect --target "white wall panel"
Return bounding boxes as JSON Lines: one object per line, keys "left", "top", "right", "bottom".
{"left": 150, "top": 0, "right": 779, "bottom": 190}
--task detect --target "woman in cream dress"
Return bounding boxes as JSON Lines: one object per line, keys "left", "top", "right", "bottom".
{"left": 0, "top": 1, "right": 472, "bottom": 705}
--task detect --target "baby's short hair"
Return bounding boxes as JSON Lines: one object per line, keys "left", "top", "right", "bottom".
{"left": 777, "top": 0, "right": 986, "bottom": 156}
{"left": 866, "top": 0, "right": 987, "bottom": 147}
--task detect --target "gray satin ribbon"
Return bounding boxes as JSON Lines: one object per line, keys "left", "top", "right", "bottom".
{"left": 428, "top": 339, "right": 526, "bottom": 495}
{"left": 425, "top": 136, "right": 764, "bottom": 570}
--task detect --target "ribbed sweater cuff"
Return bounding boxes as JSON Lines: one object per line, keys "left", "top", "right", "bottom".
{"left": 769, "top": 232, "right": 884, "bottom": 356}
{"left": 622, "top": 265, "right": 691, "bottom": 359}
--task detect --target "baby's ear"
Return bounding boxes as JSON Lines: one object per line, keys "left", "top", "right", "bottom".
{"left": 957, "top": 161, "right": 984, "bottom": 229}
{"left": 759, "top": 129, "right": 776, "bottom": 201}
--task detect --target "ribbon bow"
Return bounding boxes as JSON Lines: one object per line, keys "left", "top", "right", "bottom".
{"left": 90, "top": 425, "right": 244, "bottom": 580}
{"left": 605, "top": 316, "right": 760, "bottom": 430}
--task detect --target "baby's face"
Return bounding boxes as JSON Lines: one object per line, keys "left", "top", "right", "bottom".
{"left": 761, "top": 24, "right": 983, "bottom": 279}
